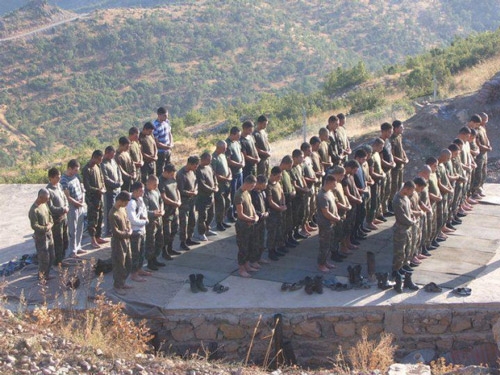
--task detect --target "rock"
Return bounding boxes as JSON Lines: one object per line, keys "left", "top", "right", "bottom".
{"left": 388, "top": 363, "right": 431, "bottom": 374}
{"left": 443, "top": 366, "right": 494, "bottom": 375}
{"left": 194, "top": 323, "right": 218, "bottom": 340}
{"left": 95, "top": 348, "right": 103, "bottom": 356}
{"left": 293, "top": 320, "right": 321, "bottom": 338}
{"left": 5, "top": 354, "right": 17, "bottom": 363}
{"left": 171, "top": 324, "right": 195, "bottom": 341}
{"left": 79, "top": 360, "right": 91, "bottom": 371}
{"left": 219, "top": 324, "right": 246, "bottom": 340}
{"left": 401, "top": 349, "right": 436, "bottom": 364}
{"left": 135, "top": 364, "right": 145, "bottom": 371}
{"left": 451, "top": 316, "right": 472, "bottom": 332}
{"left": 334, "top": 321, "right": 355, "bottom": 337}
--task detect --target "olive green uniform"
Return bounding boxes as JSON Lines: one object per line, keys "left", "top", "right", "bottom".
{"left": 116, "top": 150, "right": 135, "bottom": 191}
{"left": 46, "top": 182, "right": 69, "bottom": 265}
{"left": 82, "top": 161, "right": 105, "bottom": 239}
{"left": 212, "top": 151, "right": 231, "bottom": 225}
{"left": 109, "top": 205, "right": 132, "bottom": 289}
{"left": 129, "top": 140, "right": 143, "bottom": 183}
{"left": 317, "top": 187, "right": 338, "bottom": 266}
{"left": 234, "top": 188, "right": 256, "bottom": 265}
{"left": 139, "top": 132, "right": 158, "bottom": 183}
{"left": 266, "top": 180, "right": 285, "bottom": 251}
{"left": 159, "top": 175, "right": 179, "bottom": 248}
{"left": 196, "top": 164, "right": 218, "bottom": 236}
{"left": 280, "top": 169, "right": 295, "bottom": 242}
{"left": 392, "top": 192, "right": 414, "bottom": 272}
{"left": 254, "top": 128, "right": 271, "bottom": 176}
{"left": 29, "top": 201, "right": 55, "bottom": 279}
{"left": 143, "top": 188, "right": 164, "bottom": 261}
{"left": 176, "top": 166, "right": 197, "bottom": 242}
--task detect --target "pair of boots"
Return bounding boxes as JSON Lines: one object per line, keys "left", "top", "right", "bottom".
{"left": 347, "top": 265, "right": 363, "bottom": 285}
{"left": 304, "top": 276, "right": 323, "bottom": 294}
{"left": 393, "top": 270, "right": 419, "bottom": 293}
{"left": 189, "top": 274, "right": 208, "bottom": 293}
{"left": 376, "top": 272, "right": 395, "bottom": 290}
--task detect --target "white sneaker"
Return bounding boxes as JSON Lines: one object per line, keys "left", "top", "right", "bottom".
{"left": 207, "top": 230, "right": 218, "bottom": 236}
{"left": 195, "top": 234, "right": 208, "bottom": 241}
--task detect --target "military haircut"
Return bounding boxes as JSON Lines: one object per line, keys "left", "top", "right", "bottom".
{"left": 48, "top": 167, "right": 60, "bottom": 179}
{"left": 129, "top": 126, "right": 139, "bottom": 135}
{"left": 67, "top": 159, "right": 80, "bottom": 169}
{"left": 257, "top": 114, "right": 268, "bottom": 123}
{"left": 164, "top": 164, "right": 176, "bottom": 173}
{"left": 292, "top": 149, "right": 303, "bottom": 158}
{"left": 187, "top": 155, "right": 200, "bottom": 165}
{"left": 458, "top": 126, "right": 471, "bottom": 135}
{"left": 116, "top": 191, "right": 131, "bottom": 202}
{"left": 143, "top": 121, "right": 155, "bottom": 130}
{"left": 270, "top": 166, "right": 282, "bottom": 176}
{"left": 300, "top": 142, "right": 311, "bottom": 152}
{"left": 157, "top": 107, "right": 167, "bottom": 115}
{"left": 229, "top": 126, "right": 240, "bottom": 135}
{"left": 309, "top": 136, "right": 321, "bottom": 145}
{"left": 413, "top": 177, "right": 427, "bottom": 187}
{"left": 328, "top": 115, "right": 338, "bottom": 123}
{"left": 91, "top": 149, "right": 103, "bottom": 159}
{"left": 244, "top": 174, "right": 257, "bottom": 184}
{"left": 119, "top": 136, "right": 130, "bottom": 146}
{"left": 281, "top": 155, "right": 293, "bottom": 165}
{"left": 131, "top": 181, "right": 144, "bottom": 192}
{"left": 256, "top": 174, "right": 268, "bottom": 184}
{"left": 470, "top": 114, "right": 482, "bottom": 123}
{"left": 425, "top": 156, "right": 438, "bottom": 166}
{"left": 403, "top": 180, "right": 416, "bottom": 190}
{"left": 104, "top": 145, "right": 115, "bottom": 153}
{"left": 242, "top": 120, "right": 254, "bottom": 129}
{"left": 392, "top": 120, "right": 403, "bottom": 129}
{"left": 381, "top": 122, "right": 392, "bottom": 132}
{"left": 448, "top": 143, "right": 459, "bottom": 152}
{"left": 354, "top": 149, "right": 368, "bottom": 159}
{"left": 344, "top": 160, "right": 360, "bottom": 170}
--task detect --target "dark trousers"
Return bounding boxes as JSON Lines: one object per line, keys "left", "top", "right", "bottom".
{"left": 111, "top": 237, "right": 131, "bottom": 288}
{"left": 141, "top": 162, "right": 155, "bottom": 183}
{"left": 179, "top": 199, "right": 196, "bottom": 242}
{"left": 34, "top": 232, "right": 55, "bottom": 279}
{"left": 52, "top": 217, "right": 68, "bottom": 265}
{"left": 267, "top": 212, "right": 283, "bottom": 250}
{"left": 215, "top": 185, "right": 230, "bottom": 224}
{"left": 86, "top": 195, "right": 103, "bottom": 238}
{"left": 130, "top": 231, "right": 145, "bottom": 272}
{"left": 196, "top": 195, "right": 214, "bottom": 236}
{"left": 236, "top": 221, "right": 255, "bottom": 265}
{"left": 145, "top": 219, "right": 163, "bottom": 261}
{"left": 104, "top": 190, "right": 118, "bottom": 236}
{"left": 156, "top": 151, "right": 171, "bottom": 177}
{"left": 230, "top": 172, "right": 243, "bottom": 217}
{"left": 163, "top": 213, "right": 179, "bottom": 247}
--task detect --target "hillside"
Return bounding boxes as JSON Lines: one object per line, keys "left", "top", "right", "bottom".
{"left": 2, "top": 1, "right": 500, "bottom": 178}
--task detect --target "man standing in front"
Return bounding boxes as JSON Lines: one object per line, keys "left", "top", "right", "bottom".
{"left": 128, "top": 126, "right": 144, "bottom": 184}
{"left": 116, "top": 137, "right": 136, "bottom": 192}
{"left": 212, "top": 140, "right": 232, "bottom": 231}
{"left": 140, "top": 122, "right": 158, "bottom": 183}
{"left": 195, "top": 151, "right": 218, "bottom": 241}
{"left": 392, "top": 181, "right": 418, "bottom": 293}
{"left": 390, "top": 120, "right": 409, "bottom": 207}
{"left": 153, "top": 107, "right": 173, "bottom": 176}
{"left": 109, "top": 191, "right": 133, "bottom": 295}
{"left": 61, "top": 159, "right": 86, "bottom": 256}
{"left": 380, "top": 122, "right": 396, "bottom": 216}
{"left": 254, "top": 115, "right": 271, "bottom": 177}
{"left": 177, "top": 156, "right": 200, "bottom": 251}
{"left": 101, "top": 146, "right": 123, "bottom": 237}
{"left": 240, "top": 120, "right": 260, "bottom": 179}
{"left": 46, "top": 167, "right": 69, "bottom": 265}
{"left": 225, "top": 126, "right": 245, "bottom": 221}
{"left": 82, "top": 150, "right": 107, "bottom": 249}
{"left": 143, "top": 175, "right": 166, "bottom": 270}
{"left": 29, "top": 188, "right": 55, "bottom": 281}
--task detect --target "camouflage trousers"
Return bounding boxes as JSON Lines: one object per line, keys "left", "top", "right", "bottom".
{"left": 111, "top": 236, "right": 131, "bottom": 289}
{"left": 86, "top": 195, "right": 103, "bottom": 238}
{"left": 34, "top": 232, "right": 55, "bottom": 279}
{"left": 392, "top": 225, "right": 412, "bottom": 272}
{"left": 51, "top": 218, "right": 68, "bottom": 266}
{"left": 145, "top": 218, "right": 163, "bottom": 261}
{"left": 130, "top": 231, "right": 145, "bottom": 272}
{"left": 236, "top": 221, "right": 256, "bottom": 265}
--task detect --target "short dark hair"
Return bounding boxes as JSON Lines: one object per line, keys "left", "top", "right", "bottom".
{"left": 244, "top": 175, "right": 257, "bottom": 184}
{"left": 448, "top": 143, "right": 459, "bottom": 152}
{"left": 187, "top": 155, "right": 200, "bottom": 165}
{"left": 413, "top": 177, "right": 427, "bottom": 187}
{"left": 119, "top": 136, "right": 130, "bottom": 146}
{"left": 328, "top": 115, "right": 338, "bottom": 123}
{"left": 200, "top": 151, "right": 211, "bottom": 160}
{"left": 337, "top": 113, "right": 345, "bottom": 120}
{"left": 157, "top": 107, "right": 167, "bottom": 115}
{"left": 470, "top": 114, "right": 482, "bottom": 123}
{"left": 458, "top": 126, "right": 471, "bottom": 135}
{"left": 105, "top": 145, "right": 115, "bottom": 153}
{"left": 131, "top": 181, "right": 144, "bottom": 192}
{"left": 229, "top": 126, "right": 240, "bottom": 135}
{"left": 300, "top": 142, "right": 311, "bottom": 152}
{"left": 453, "top": 138, "right": 463, "bottom": 146}
{"left": 67, "top": 159, "right": 80, "bottom": 169}
{"left": 392, "top": 120, "right": 403, "bottom": 129}
{"left": 309, "top": 136, "right": 321, "bottom": 145}
{"left": 256, "top": 174, "right": 268, "bottom": 184}
{"left": 270, "top": 166, "right": 282, "bottom": 175}
{"left": 403, "top": 180, "right": 416, "bottom": 190}
{"left": 91, "top": 149, "right": 103, "bottom": 159}
{"left": 344, "top": 160, "right": 360, "bottom": 169}
{"left": 257, "top": 115, "right": 268, "bottom": 123}
{"left": 292, "top": 149, "right": 303, "bottom": 158}
{"left": 242, "top": 120, "right": 254, "bottom": 129}
{"left": 354, "top": 149, "right": 367, "bottom": 159}
{"left": 129, "top": 126, "right": 139, "bottom": 136}
{"left": 281, "top": 155, "right": 293, "bottom": 165}
{"left": 324, "top": 174, "right": 336, "bottom": 183}
{"left": 425, "top": 156, "right": 438, "bottom": 165}
{"left": 143, "top": 121, "right": 155, "bottom": 130}
{"left": 116, "top": 191, "right": 131, "bottom": 202}
{"left": 164, "top": 164, "right": 176, "bottom": 173}
{"left": 470, "top": 128, "right": 477, "bottom": 136}
{"left": 381, "top": 122, "right": 392, "bottom": 132}
{"left": 48, "top": 167, "right": 60, "bottom": 179}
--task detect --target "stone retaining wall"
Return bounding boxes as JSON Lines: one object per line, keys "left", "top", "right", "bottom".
{"left": 148, "top": 304, "right": 500, "bottom": 368}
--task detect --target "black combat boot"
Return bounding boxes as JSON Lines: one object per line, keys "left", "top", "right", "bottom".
{"left": 195, "top": 274, "right": 208, "bottom": 292}
{"left": 189, "top": 274, "right": 198, "bottom": 293}
{"left": 403, "top": 272, "right": 419, "bottom": 291}
{"left": 393, "top": 270, "right": 403, "bottom": 294}
{"left": 312, "top": 275, "right": 323, "bottom": 294}
{"left": 347, "top": 266, "right": 356, "bottom": 284}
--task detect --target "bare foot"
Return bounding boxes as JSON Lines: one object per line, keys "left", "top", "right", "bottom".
{"left": 348, "top": 244, "right": 359, "bottom": 250}
{"left": 239, "top": 269, "right": 252, "bottom": 278}
{"left": 122, "top": 284, "right": 134, "bottom": 289}
{"left": 249, "top": 262, "right": 261, "bottom": 269}
{"left": 258, "top": 258, "right": 271, "bottom": 264}
{"left": 367, "top": 223, "right": 379, "bottom": 230}
{"left": 113, "top": 287, "right": 127, "bottom": 295}
{"left": 131, "top": 275, "right": 147, "bottom": 282}
{"left": 138, "top": 269, "right": 152, "bottom": 277}
{"left": 318, "top": 265, "right": 330, "bottom": 273}
{"left": 326, "top": 262, "right": 336, "bottom": 269}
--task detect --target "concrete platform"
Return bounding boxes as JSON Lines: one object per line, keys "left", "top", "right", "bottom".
{"left": 1, "top": 183, "right": 500, "bottom": 314}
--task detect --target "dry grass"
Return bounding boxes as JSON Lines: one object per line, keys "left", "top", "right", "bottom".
{"left": 28, "top": 261, "right": 153, "bottom": 360}
{"left": 331, "top": 327, "right": 396, "bottom": 373}
{"left": 430, "top": 357, "right": 463, "bottom": 375}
